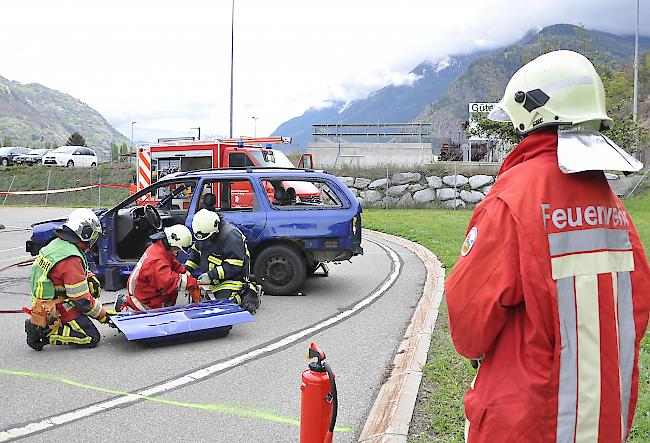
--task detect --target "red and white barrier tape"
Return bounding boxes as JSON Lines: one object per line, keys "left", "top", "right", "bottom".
{"left": 0, "top": 183, "right": 130, "bottom": 195}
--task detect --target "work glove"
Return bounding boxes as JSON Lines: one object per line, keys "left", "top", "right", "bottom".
{"left": 186, "top": 275, "right": 201, "bottom": 303}
{"left": 98, "top": 309, "right": 118, "bottom": 326}
{"left": 197, "top": 273, "right": 212, "bottom": 285}
{"left": 87, "top": 274, "right": 101, "bottom": 299}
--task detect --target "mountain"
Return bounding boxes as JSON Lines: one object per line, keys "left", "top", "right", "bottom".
{"left": 272, "top": 53, "right": 484, "bottom": 150}
{"left": 416, "top": 24, "right": 650, "bottom": 145}
{"left": 0, "top": 76, "right": 129, "bottom": 158}
{"left": 273, "top": 24, "right": 650, "bottom": 151}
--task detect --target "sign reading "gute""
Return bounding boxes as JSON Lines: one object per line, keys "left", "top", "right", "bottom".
{"left": 468, "top": 103, "right": 497, "bottom": 113}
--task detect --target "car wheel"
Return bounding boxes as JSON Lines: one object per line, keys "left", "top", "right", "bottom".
{"left": 66, "top": 160, "right": 74, "bottom": 167}
{"left": 1, "top": 158, "right": 8, "bottom": 166}
{"left": 91, "top": 162, "right": 97, "bottom": 167}
{"left": 254, "top": 245, "right": 306, "bottom": 295}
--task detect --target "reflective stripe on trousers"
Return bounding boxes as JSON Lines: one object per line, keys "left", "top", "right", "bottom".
{"left": 48, "top": 316, "right": 100, "bottom": 347}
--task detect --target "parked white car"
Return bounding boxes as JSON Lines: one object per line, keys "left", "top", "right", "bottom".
{"left": 43, "top": 146, "right": 98, "bottom": 167}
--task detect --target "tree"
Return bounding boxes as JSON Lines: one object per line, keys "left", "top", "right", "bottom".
{"left": 66, "top": 131, "right": 86, "bottom": 146}
{"left": 1, "top": 137, "right": 13, "bottom": 147}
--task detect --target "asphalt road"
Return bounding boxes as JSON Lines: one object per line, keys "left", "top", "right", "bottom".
{"left": 0, "top": 207, "right": 426, "bottom": 442}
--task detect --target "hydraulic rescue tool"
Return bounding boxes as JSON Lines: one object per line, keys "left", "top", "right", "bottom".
{"left": 300, "top": 342, "right": 338, "bottom": 443}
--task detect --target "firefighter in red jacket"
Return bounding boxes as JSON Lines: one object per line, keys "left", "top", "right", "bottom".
{"left": 115, "top": 225, "right": 198, "bottom": 311}
{"left": 446, "top": 50, "right": 650, "bottom": 442}
{"left": 25, "top": 208, "right": 113, "bottom": 350}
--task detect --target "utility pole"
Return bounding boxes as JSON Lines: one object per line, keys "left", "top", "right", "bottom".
{"left": 131, "top": 121, "right": 136, "bottom": 165}
{"left": 251, "top": 116, "right": 258, "bottom": 137}
{"left": 229, "top": 0, "right": 235, "bottom": 138}
{"left": 632, "top": 0, "right": 640, "bottom": 158}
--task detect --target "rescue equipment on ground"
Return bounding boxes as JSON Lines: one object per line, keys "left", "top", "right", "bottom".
{"left": 109, "top": 299, "right": 253, "bottom": 341}
{"left": 300, "top": 342, "right": 338, "bottom": 443}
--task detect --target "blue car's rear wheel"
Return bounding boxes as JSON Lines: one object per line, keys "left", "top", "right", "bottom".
{"left": 254, "top": 245, "right": 306, "bottom": 295}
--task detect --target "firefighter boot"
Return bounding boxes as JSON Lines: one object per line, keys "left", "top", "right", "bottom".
{"left": 114, "top": 293, "right": 127, "bottom": 312}
{"left": 25, "top": 319, "right": 46, "bottom": 351}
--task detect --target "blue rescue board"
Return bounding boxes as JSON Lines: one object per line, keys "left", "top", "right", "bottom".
{"left": 110, "top": 299, "right": 254, "bottom": 341}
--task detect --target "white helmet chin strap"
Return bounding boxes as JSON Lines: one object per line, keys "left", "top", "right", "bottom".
{"left": 557, "top": 127, "right": 643, "bottom": 174}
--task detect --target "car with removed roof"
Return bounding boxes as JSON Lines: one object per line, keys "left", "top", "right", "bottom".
{"left": 42, "top": 146, "right": 98, "bottom": 167}
{"left": 27, "top": 167, "right": 363, "bottom": 295}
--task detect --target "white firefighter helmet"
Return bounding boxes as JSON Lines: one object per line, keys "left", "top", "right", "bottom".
{"left": 487, "top": 50, "right": 611, "bottom": 134}
{"left": 62, "top": 208, "right": 101, "bottom": 246}
{"left": 489, "top": 50, "right": 643, "bottom": 174}
{"left": 192, "top": 209, "right": 220, "bottom": 240}
{"left": 164, "top": 224, "right": 193, "bottom": 251}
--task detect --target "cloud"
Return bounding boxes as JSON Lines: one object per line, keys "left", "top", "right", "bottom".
{"left": 0, "top": 0, "right": 648, "bottom": 139}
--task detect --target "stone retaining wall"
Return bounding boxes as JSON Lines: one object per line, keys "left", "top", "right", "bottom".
{"left": 338, "top": 172, "right": 495, "bottom": 209}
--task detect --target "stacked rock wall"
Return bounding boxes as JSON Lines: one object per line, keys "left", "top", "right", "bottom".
{"left": 337, "top": 172, "right": 495, "bottom": 208}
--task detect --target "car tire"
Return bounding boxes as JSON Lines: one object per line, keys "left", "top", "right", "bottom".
{"left": 66, "top": 160, "right": 74, "bottom": 167}
{"left": 254, "top": 245, "right": 306, "bottom": 295}
{"left": 1, "top": 158, "right": 8, "bottom": 166}
{"left": 91, "top": 162, "right": 97, "bottom": 167}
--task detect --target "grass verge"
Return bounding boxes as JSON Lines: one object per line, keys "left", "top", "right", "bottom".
{"left": 362, "top": 195, "right": 650, "bottom": 442}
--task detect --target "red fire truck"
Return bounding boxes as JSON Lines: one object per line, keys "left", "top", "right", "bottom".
{"left": 135, "top": 137, "right": 318, "bottom": 208}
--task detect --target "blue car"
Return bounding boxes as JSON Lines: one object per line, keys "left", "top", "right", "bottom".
{"left": 26, "top": 168, "right": 363, "bottom": 295}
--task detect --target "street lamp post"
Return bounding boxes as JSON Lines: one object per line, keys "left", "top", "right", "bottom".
{"left": 229, "top": 0, "right": 235, "bottom": 138}
{"left": 632, "top": 0, "right": 640, "bottom": 158}
{"left": 251, "top": 116, "right": 258, "bottom": 137}
{"left": 131, "top": 121, "right": 136, "bottom": 165}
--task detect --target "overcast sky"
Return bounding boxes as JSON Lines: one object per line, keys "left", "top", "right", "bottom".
{"left": 1, "top": 0, "right": 648, "bottom": 142}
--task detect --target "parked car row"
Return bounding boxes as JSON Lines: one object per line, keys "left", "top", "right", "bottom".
{"left": 0, "top": 146, "right": 99, "bottom": 167}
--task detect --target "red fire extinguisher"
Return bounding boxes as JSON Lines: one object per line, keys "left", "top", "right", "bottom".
{"left": 300, "top": 342, "right": 338, "bottom": 443}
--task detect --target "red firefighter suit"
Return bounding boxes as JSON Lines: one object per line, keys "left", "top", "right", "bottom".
{"left": 446, "top": 129, "right": 650, "bottom": 443}
{"left": 125, "top": 240, "right": 197, "bottom": 311}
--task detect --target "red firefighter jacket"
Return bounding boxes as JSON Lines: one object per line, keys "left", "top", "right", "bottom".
{"left": 446, "top": 129, "right": 650, "bottom": 443}
{"left": 50, "top": 256, "right": 106, "bottom": 323}
{"left": 126, "top": 240, "right": 193, "bottom": 309}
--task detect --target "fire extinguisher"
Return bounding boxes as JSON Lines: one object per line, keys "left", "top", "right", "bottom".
{"left": 300, "top": 342, "right": 338, "bottom": 443}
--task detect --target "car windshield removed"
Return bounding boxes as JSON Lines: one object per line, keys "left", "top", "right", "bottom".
{"left": 251, "top": 150, "right": 294, "bottom": 168}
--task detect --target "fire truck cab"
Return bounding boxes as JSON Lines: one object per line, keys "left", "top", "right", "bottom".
{"left": 136, "top": 137, "right": 321, "bottom": 208}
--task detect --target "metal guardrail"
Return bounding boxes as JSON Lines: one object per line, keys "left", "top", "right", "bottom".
{"left": 312, "top": 123, "right": 432, "bottom": 143}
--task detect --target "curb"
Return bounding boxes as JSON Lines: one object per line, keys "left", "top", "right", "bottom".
{"left": 359, "top": 230, "right": 445, "bottom": 443}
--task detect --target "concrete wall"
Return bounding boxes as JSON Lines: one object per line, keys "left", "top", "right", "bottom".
{"left": 307, "top": 143, "right": 435, "bottom": 168}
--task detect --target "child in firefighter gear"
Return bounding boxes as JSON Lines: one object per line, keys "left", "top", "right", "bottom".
{"left": 446, "top": 50, "right": 650, "bottom": 443}
{"left": 117, "top": 224, "right": 198, "bottom": 312}
{"left": 186, "top": 209, "right": 261, "bottom": 314}
{"left": 25, "top": 208, "right": 114, "bottom": 351}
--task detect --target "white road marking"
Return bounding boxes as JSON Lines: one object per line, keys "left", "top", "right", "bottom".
{"left": 0, "top": 237, "right": 401, "bottom": 441}
{"left": 0, "top": 255, "right": 30, "bottom": 264}
{"left": 0, "top": 246, "right": 23, "bottom": 253}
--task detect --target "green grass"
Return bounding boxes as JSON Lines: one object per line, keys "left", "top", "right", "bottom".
{"left": 362, "top": 194, "right": 650, "bottom": 442}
